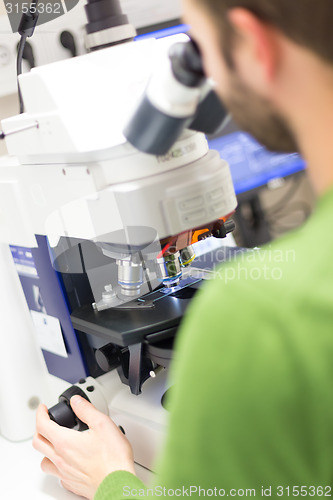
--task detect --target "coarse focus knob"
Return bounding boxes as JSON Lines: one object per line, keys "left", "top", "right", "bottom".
{"left": 95, "top": 343, "right": 122, "bottom": 373}
{"left": 48, "top": 386, "right": 90, "bottom": 431}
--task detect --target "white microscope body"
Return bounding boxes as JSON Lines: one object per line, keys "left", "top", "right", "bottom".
{"left": 0, "top": 33, "right": 236, "bottom": 477}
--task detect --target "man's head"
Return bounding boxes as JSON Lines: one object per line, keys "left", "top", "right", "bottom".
{"left": 183, "top": 0, "right": 333, "bottom": 153}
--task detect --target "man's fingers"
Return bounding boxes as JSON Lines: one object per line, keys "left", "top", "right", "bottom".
{"left": 33, "top": 432, "right": 57, "bottom": 462}
{"left": 36, "top": 404, "right": 69, "bottom": 443}
{"left": 40, "top": 457, "right": 61, "bottom": 478}
{"left": 70, "top": 396, "right": 108, "bottom": 429}
{"left": 32, "top": 433, "right": 54, "bottom": 456}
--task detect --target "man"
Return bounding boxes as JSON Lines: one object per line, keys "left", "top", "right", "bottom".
{"left": 33, "top": 0, "right": 333, "bottom": 498}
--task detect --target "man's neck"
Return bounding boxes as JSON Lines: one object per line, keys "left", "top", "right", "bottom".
{"left": 296, "top": 94, "right": 333, "bottom": 196}
{"left": 283, "top": 57, "right": 333, "bottom": 196}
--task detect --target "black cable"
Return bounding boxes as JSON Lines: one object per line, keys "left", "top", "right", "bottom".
{"left": 16, "top": 0, "right": 39, "bottom": 114}
{"left": 17, "top": 34, "right": 27, "bottom": 113}
{"left": 17, "top": 34, "right": 27, "bottom": 76}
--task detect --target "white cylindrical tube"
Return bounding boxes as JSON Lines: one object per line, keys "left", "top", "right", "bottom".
{"left": 0, "top": 243, "right": 49, "bottom": 442}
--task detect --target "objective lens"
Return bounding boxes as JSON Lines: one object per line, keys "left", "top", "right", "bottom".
{"left": 117, "top": 259, "right": 143, "bottom": 297}
{"left": 179, "top": 246, "right": 196, "bottom": 267}
{"left": 156, "top": 252, "right": 182, "bottom": 286}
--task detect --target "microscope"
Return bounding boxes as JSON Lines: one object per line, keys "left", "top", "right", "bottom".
{"left": 0, "top": 0, "right": 237, "bottom": 479}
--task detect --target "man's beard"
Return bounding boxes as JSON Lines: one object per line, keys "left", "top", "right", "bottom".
{"left": 220, "top": 73, "right": 299, "bottom": 153}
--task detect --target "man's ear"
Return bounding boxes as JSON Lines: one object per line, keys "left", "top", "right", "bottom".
{"left": 227, "top": 8, "right": 279, "bottom": 89}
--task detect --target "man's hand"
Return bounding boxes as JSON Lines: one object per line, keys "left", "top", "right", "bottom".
{"left": 33, "top": 396, "right": 136, "bottom": 500}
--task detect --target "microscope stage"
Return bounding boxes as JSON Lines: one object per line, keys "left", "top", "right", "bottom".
{"left": 71, "top": 279, "right": 201, "bottom": 347}
{"left": 71, "top": 246, "right": 244, "bottom": 348}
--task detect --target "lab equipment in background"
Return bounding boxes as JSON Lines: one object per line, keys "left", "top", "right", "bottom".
{"left": 0, "top": 0, "right": 182, "bottom": 98}
{"left": 0, "top": 3, "right": 87, "bottom": 97}
{"left": 208, "top": 129, "right": 307, "bottom": 247}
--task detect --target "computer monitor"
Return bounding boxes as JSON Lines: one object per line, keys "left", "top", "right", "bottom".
{"left": 208, "top": 131, "right": 305, "bottom": 195}
{"left": 135, "top": 23, "right": 188, "bottom": 39}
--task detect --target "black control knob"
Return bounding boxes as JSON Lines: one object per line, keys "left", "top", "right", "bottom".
{"left": 60, "top": 31, "right": 77, "bottom": 57}
{"left": 48, "top": 386, "right": 90, "bottom": 431}
{"left": 213, "top": 219, "right": 236, "bottom": 239}
{"left": 95, "top": 343, "right": 122, "bottom": 373}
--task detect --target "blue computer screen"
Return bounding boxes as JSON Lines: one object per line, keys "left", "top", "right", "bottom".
{"left": 135, "top": 25, "right": 306, "bottom": 195}
{"left": 208, "top": 132, "right": 305, "bottom": 195}
{"left": 135, "top": 24, "right": 189, "bottom": 41}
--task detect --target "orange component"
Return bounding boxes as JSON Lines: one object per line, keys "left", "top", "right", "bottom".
{"left": 159, "top": 213, "right": 235, "bottom": 257}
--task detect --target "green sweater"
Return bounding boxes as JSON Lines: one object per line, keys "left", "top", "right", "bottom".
{"left": 95, "top": 188, "right": 333, "bottom": 499}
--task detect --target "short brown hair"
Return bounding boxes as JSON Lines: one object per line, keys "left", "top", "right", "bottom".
{"left": 197, "top": 0, "right": 333, "bottom": 67}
